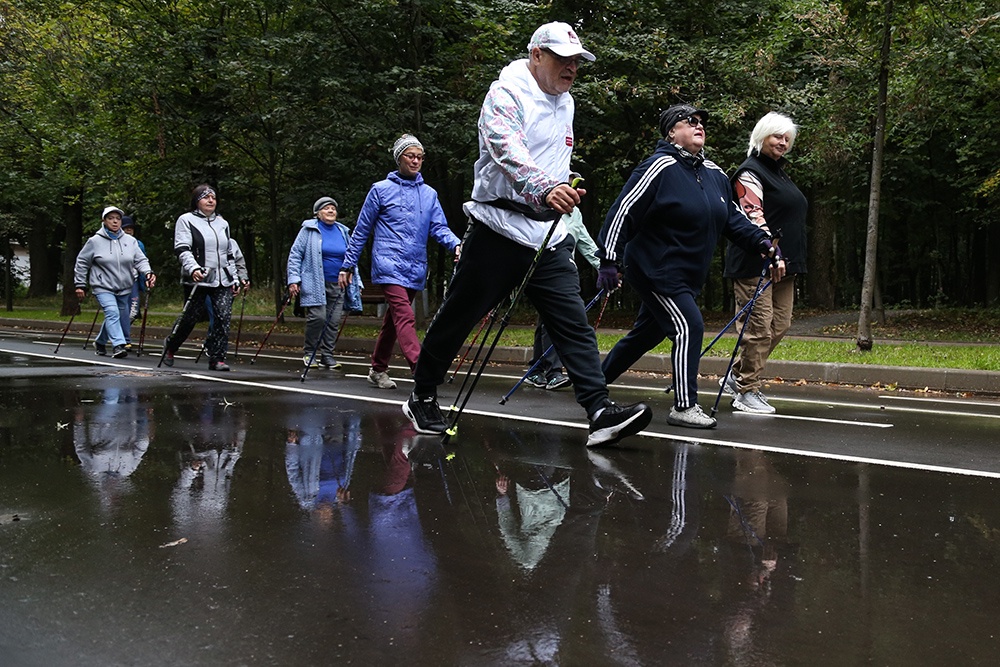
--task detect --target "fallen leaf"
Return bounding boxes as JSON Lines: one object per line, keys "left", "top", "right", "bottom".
{"left": 159, "top": 537, "right": 188, "bottom": 549}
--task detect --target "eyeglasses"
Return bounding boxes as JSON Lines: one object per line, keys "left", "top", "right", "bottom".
{"left": 680, "top": 115, "right": 705, "bottom": 128}
{"left": 400, "top": 153, "right": 424, "bottom": 162}
{"left": 542, "top": 49, "right": 586, "bottom": 67}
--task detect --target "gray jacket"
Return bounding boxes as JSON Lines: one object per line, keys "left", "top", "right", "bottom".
{"left": 74, "top": 226, "right": 153, "bottom": 295}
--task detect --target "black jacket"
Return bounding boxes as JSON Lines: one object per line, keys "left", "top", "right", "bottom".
{"left": 599, "top": 141, "right": 770, "bottom": 297}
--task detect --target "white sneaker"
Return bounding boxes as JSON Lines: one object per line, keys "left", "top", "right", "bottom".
{"left": 732, "top": 390, "right": 776, "bottom": 414}
{"left": 368, "top": 368, "right": 397, "bottom": 390}
{"left": 667, "top": 404, "right": 717, "bottom": 429}
{"left": 719, "top": 373, "right": 738, "bottom": 397}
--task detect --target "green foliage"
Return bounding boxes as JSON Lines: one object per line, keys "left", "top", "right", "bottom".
{"left": 2, "top": 0, "right": 1000, "bottom": 309}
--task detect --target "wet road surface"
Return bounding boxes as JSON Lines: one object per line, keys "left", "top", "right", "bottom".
{"left": 2, "top": 330, "right": 1000, "bottom": 665}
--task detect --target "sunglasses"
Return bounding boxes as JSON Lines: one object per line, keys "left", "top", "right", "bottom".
{"left": 680, "top": 115, "right": 706, "bottom": 128}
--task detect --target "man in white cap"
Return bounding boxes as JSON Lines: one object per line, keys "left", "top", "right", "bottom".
{"left": 405, "top": 22, "right": 652, "bottom": 447}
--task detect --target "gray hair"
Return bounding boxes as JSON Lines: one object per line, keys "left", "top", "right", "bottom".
{"left": 747, "top": 112, "right": 798, "bottom": 157}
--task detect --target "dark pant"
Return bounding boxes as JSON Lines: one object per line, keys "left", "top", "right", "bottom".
{"left": 602, "top": 279, "right": 704, "bottom": 410}
{"left": 532, "top": 322, "right": 562, "bottom": 376}
{"left": 413, "top": 220, "right": 608, "bottom": 416}
{"left": 166, "top": 284, "right": 234, "bottom": 363}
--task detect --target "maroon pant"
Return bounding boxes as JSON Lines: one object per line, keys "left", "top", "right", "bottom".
{"left": 371, "top": 284, "right": 420, "bottom": 372}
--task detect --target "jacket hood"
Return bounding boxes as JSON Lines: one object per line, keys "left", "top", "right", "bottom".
{"left": 497, "top": 59, "right": 571, "bottom": 109}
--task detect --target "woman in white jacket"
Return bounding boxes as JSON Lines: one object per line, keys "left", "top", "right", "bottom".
{"left": 74, "top": 206, "right": 156, "bottom": 358}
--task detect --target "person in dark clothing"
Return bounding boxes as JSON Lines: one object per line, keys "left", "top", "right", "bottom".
{"left": 721, "top": 112, "right": 808, "bottom": 414}
{"left": 597, "top": 104, "right": 783, "bottom": 429}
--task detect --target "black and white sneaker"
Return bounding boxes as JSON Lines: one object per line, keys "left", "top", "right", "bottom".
{"left": 524, "top": 372, "right": 547, "bottom": 389}
{"left": 587, "top": 401, "right": 653, "bottom": 447}
{"left": 403, "top": 393, "right": 448, "bottom": 434}
{"left": 112, "top": 344, "right": 128, "bottom": 359}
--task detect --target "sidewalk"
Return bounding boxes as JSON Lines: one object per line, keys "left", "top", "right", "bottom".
{"left": 3, "top": 315, "right": 999, "bottom": 395}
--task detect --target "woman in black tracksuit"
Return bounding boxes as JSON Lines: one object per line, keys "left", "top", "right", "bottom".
{"left": 597, "top": 104, "right": 782, "bottom": 429}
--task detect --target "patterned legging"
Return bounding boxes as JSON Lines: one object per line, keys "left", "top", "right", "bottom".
{"left": 165, "top": 285, "right": 234, "bottom": 362}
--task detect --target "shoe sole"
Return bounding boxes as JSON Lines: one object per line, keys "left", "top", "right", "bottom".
{"left": 113, "top": 352, "right": 127, "bottom": 359}
{"left": 586, "top": 406, "right": 653, "bottom": 447}
{"left": 402, "top": 402, "right": 447, "bottom": 435}
{"left": 731, "top": 399, "right": 775, "bottom": 415}
{"left": 667, "top": 413, "right": 718, "bottom": 429}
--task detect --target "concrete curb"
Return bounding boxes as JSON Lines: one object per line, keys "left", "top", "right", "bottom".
{"left": 4, "top": 317, "right": 998, "bottom": 395}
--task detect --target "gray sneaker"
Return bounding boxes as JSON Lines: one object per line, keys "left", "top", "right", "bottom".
{"left": 368, "top": 368, "right": 397, "bottom": 390}
{"left": 302, "top": 354, "right": 320, "bottom": 369}
{"left": 667, "top": 404, "right": 717, "bottom": 429}
{"left": 732, "top": 390, "right": 776, "bottom": 414}
{"left": 719, "top": 373, "right": 738, "bottom": 397}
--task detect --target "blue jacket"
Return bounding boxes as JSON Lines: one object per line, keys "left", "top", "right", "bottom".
{"left": 287, "top": 219, "right": 363, "bottom": 312}
{"left": 598, "top": 140, "right": 770, "bottom": 297}
{"left": 342, "top": 171, "right": 460, "bottom": 291}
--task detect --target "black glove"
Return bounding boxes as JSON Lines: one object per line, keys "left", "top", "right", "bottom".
{"left": 759, "top": 239, "right": 783, "bottom": 267}
{"left": 597, "top": 263, "right": 620, "bottom": 293}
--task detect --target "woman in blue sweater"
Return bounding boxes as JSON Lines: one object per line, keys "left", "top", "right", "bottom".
{"left": 287, "top": 197, "right": 362, "bottom": 369}
{"left": 597, "top": 104, "right": 782, "bottom": 429}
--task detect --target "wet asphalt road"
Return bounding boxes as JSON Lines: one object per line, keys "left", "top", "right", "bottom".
{"left": 2, "top": 329, "right": 1000, "bottom": 666}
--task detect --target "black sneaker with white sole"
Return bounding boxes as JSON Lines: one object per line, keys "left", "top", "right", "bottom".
{"left": 586, "top": 401, "right": 653, "bottom": 447}
{"left": 403, "top": 393, "right": 448, "bottom": 434}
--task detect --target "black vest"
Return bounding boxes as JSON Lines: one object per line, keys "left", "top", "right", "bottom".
{"left": 724, "top": 153, "right": 808, "bottom": 278}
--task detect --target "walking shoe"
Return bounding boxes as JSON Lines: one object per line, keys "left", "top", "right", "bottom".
{"left": 368, "top": 368, "right": 397, "bottom": 390}
{"left": 545, "top": 372, "right": 572, "bottom": 391}
{"left": 667, "top": 404, "right": 717, "bottom": 429}
{"left": 319, "top": 355, "right": 342, "bottom": 370}
{"left": 587, "top": 401, "right": 653, "bottom": 447}
{"left": 94, "top": 342, "right": 108, "bottom": 356}
{"left": 732, "top": 389, "right": 776, "bottom": 414}
{"left": 302, "top": 354, "right": 320, "bottom": 369}
{"left": 403, "top": 393, "right": 448, "bottom": 434}
{"left": 524, "top": 372, "right": 547, "bottom": 388}
{"left": 719, "top": 372, "right": 738, "bottom": 397}
{"left": 112, "top": 344, "right": 127, "bottom": 359}
{"left": 209, "top": 360, "right": 231, "bottom": 371}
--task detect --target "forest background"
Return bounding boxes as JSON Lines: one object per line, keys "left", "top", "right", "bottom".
{"left": 1, "top": 0, "right": 998, "bottom": 326}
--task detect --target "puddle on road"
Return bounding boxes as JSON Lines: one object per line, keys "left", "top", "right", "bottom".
{"left": 2, "top": 369, "right": 1000, "bottom": 665}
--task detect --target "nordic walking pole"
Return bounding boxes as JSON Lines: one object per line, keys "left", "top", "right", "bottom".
{"left": 711, "top": 257, "right": 773, "bottom": 417}
{"left": 250, "top": 291, "right": 292, "bottom": 365}
{"left": 447, "top": 312, "right": 491, "bottom": 383}
{"left": 82, "top": 307, "right": 101, "bottom": 350}
{"left": 233, "top": 284, "right": 248, "bottom": 359}
{"left": 663, "top": 277, "right": 771, "bottom": 394}
{"left": 301, "top": 301, "right": 339, "bottom": 382}
{"left": 443, "top": 214, "right": 563, "bottom": 444}
{"left": 158, "top": 278, "right": 206, "bottom": 368}
{"left": 136, "top": 287, "right": 152, "bottom": 356}
{"left": 499, "top": 289, "right": 606, "bottom": 405}
{"left": 54, "top": 297, "right": 83, "bottom": 354}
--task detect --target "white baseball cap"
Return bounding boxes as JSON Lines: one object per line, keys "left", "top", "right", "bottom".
{"left": 528, "top": 22, "right": 596, "bottom": 62}
{"left": 101, "top": 206, "right": 125, "bottom": 220}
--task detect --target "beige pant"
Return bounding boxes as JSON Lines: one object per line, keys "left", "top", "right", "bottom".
{"left": 731, "top": 275, "right": 796, "bottom": 392}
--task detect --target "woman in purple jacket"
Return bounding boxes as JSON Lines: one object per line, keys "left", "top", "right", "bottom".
{"left": 339, "top": 134, "right": 461, "bottom": 390}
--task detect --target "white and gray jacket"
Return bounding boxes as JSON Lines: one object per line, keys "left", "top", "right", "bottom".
{"left": 174, "top": 210, "right": 235, "bottom": 287}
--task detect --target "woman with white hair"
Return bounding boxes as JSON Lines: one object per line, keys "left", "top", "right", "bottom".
{"left": 721, "top": 112, "right": 808, "bottom": 414}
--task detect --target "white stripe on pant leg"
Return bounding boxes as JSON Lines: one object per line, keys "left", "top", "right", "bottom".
{"left": 654, "top": 293, "right": 690, "bottom": 408}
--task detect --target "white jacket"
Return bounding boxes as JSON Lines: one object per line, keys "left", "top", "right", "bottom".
{"left": 464, "top": 59, "right": 572, "bottom": 250}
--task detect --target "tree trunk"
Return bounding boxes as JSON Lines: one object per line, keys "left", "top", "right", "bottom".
{"left": 856, "top": 0, "right": 893, "bottom": 352}
{"left": 60, "top": 186, "right": 85, "bottom": 317}
{"left": 807, "top": 188, "right": 836, "bottom": 309}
